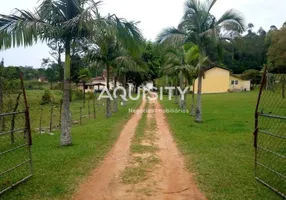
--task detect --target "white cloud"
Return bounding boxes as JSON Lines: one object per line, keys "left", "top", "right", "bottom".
{"left": 0, "top": 0, "right": 285, "bottom": 68}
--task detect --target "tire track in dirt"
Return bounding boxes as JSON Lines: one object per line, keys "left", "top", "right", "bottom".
{"left": 73, "top": 98, "right": 206, "bottom": 200}
{"left": 150, "top": 99, "right": 206, "bottom": 200}
{"left": 73, "top": 101, "right": 146, "bottom": 200}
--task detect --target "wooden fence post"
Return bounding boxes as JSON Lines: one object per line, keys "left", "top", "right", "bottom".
{"left": 88, "top": 100, "right": 91, "bottom": 119}
{"left": 49, "top": 103, "right": 54, "bottom": 132}
{"left": 10, "top": 93, "right": 22, "bottom": 144}
{"left": 39, "top": 107, "right": 43, "bottom": 134}
{"left": 59, "top": 100, "right": 62, "bottom": 127}
{"left": 0, "top": 76, "right": 3, "bottom": 132}
{"left": 93, "top": 98, "right": 96, "bottom": 119}
{"left": 80, "top": 107, "right": 82, "bottom": 125}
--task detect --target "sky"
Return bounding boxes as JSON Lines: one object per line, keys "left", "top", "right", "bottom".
{"left": 0, "top": 0, "right": 286, "bottom": 68}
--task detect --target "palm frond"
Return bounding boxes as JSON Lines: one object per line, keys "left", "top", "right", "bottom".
{"left": 0, "top": 9, "right": 55, "bottom": 49}
{"left": 216, "top": 9, "right": 245, "bottom": 33}
{"left": 156, "top": 27, "right": 186, "bottom": 46}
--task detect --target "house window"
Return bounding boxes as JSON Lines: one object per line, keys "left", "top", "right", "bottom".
{"left": 231, "top": 80, "right": 239, "bottom": 85}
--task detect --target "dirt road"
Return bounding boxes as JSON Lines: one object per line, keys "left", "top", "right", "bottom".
{"left": 73, "top": 99, "right": 206, "bottom": 200}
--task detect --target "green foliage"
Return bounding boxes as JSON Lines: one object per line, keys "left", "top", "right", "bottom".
{"left": 86, "top": 91, "right": 95, "bottom": 100}
{"left": 41, "top": 89, "right": 53, "bottom": 105}
{"left": 241, "top": 69, "right": 262, "bottom": 86}
{"left": 155, "top": 77, "right": 167, "bottom": 89}
{"left": 267, "top": 27, "right": 286, "bottom": 73}
{"left": 72, "top": 89, "right": 84, "bottom": 101}
{"left": 78, "top": 68, "right": 92, "bottom": 83}
{"left": 222, "top": 28, "right": 267, "bottom": 73}
{"left": 51, "top": 82, "right": 63, "bottom": 90}
{"left": 141, "top": 41, "right": 161, "bottom": 80}
{"left": 2, "top": 79, "right": 21, "bottom": 91}
{"left": 2, "top": 66, "right": 21, "bottom": 79}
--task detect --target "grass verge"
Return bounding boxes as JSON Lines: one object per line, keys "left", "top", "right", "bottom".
{"left": 1, "top": 99, "right": 141, "bottom": 200}
{"left": 161, "top": 91, "right": 281, "bottom": 200}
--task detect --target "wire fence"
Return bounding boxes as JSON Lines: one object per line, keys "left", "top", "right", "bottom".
{"left": 0, "top": 74, "right": 32, "bottom": 195}
{"left": 28, "top": 96, "right": 123, "bottom": 134}
{"left": 255, "top": 68, "right": 286, "bottom": 198}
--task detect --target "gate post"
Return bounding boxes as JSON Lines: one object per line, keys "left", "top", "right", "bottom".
{"left": 20, "top": 73, "right": 32, "bottom": 145}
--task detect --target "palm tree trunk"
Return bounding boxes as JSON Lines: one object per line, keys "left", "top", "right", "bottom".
{"left": 58, "top": 43, "right": 63, "bottom": 83}
{"left": 83, "top": 81, "right": 86, "bottom": 108}
{"left": 106, "top": 66, "right": 112, "bottom": 118}
{"left": 113, "top": 76, "right": 118, "bottom": 112}
{"left": 61, "top": 40, "right": 72, "bottom": 146}
{"left": 0, "top": 76, "right": 3, "bottom": 132}
{"left": 122, "top": 73, "right": 127, "bottom": 106}
{"left": 179, "top": 71, "right": 184, "bottom": 109}
{"left": 282, "top": 75, "right": 285, "bottom": 99}
{"left": 195, "top": 74, "right": 203, "bottom": 123}
{"left": 190, "top": 80, "right": 195, "bottom": 116}
{"left": 175, "top": 77, "right": 178, "bottom": 104}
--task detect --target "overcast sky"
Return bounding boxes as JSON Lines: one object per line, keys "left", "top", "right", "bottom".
{"left": 0, "top": 0, "right": 286, "bottom": 68}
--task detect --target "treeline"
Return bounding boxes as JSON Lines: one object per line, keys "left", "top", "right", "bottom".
{"left": 222, "top": 23, "right": 286, "bottom": 74}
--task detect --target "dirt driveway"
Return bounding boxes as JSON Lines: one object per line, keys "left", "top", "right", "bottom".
{"left": 73, "top": 99, "right": 206, "bottom": 200}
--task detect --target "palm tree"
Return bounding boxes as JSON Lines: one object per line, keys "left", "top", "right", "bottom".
{"left": 158, "top": 0, "right": 245, "bottom": 122}
{"left": 84, "top": 20, "right": 143, "bottom": 117}
{"left": 113, "top": 56, "right": 144, "bottom": 111}
{"left": 0, "top": 0, "right": 103, "bottom": 145}
{"left": 0, "top": 59, "right": 4, "bottom": 131}
{"left": 163, "top": 47, "right": 193, "bottom": 110}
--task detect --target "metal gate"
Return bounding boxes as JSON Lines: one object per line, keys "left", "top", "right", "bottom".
{"left": 0, "top": 74, "right": 32, "bottom": 195}
{"left": 254, "top": 67, "right": 286, "bottom": 198}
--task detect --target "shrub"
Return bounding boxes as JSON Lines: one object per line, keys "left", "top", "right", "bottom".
{"left": 72, "top": 89, "right": 84, "bottom": 100}
{"left": 41, "top": 89, "right": 53, "bottom": 105}
{"left": 52, "top": 83, "right": 63, "bottom": 90}
{"left": 86, "top": 91, "right": 95, "bottom": 100}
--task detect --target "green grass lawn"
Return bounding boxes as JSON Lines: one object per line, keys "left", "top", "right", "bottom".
{"left": 161, "top": 91, "right": 282, "bottom": 200}
{"left": 0, "top": 96, "right": 141, "bottom": 200}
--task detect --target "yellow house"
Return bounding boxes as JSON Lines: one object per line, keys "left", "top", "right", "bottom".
{"left": 193, "top": 67, "right": 251, "bottom": 94}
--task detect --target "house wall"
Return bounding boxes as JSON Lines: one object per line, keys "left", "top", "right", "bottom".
{"left": 243, "top": 81, "right": 251, "bottom": 91}
{"left": 229, "top": 76, "right": 251, "bottom": 91}
{"left": 194, "top": 67, "right": 230, "bottom": 94}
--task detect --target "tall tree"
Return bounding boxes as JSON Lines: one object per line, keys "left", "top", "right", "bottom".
{"left": 0, "top": 58, "right": 4, "bottom": 131}
{"left": 84, "top": 17, "right": 143, "bottom": 117}
{"left": 48, "top": 40, "right": 64, "bottom": 82}
{"left": 158, "top": 0, "right": 245, "bottom": 122}
{"left": 0, "top": 0, "right": 102, "bottom": 146}
{"left": 267, "top": 27, "right": 286, "bottom": 73}
{"left": 162, "top": 46, "right": 194, "bottom": 110}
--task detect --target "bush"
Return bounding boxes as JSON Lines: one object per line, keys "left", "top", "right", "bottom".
{"left": 86, "top": 91, "right": 95, "bottom": 100}
{"left": 52, "top": 83, "right": 63, "bottom": 90}
{"left": 72, "top": 89, "right": 84, "bottom": 100}
{"left": 41, "top": 89, "right": 53, "bottom": 105}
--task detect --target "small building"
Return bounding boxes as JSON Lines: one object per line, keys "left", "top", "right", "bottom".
{"left": 38, "top": 76, "right": 47, "bottom": 83}
{"left": 229, "top": 74, "right": 251, "bottom": 92}
{"left": 78, "top": 70, "right": 123, "bottom": 93}
{"left": 193, "top": 67, "right": 251, "bottom": 94}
